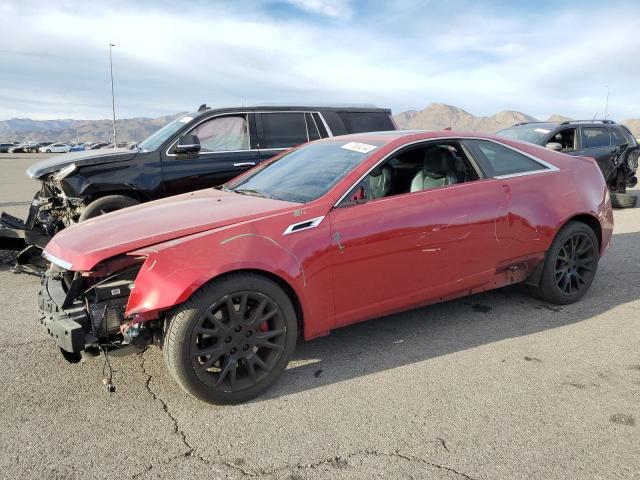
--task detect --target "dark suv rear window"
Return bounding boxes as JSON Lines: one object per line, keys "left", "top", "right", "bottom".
{"left": 621, "top": 126, "right": 638, "bottom": 146}
{"left": 338, "top": 112, "right": 394, "bottom": 133}
{"left": 582, "top": 127, "right": 611, "bottom": 148}
{"left": 610, "top": 127, "right": 630, "bottom": 146}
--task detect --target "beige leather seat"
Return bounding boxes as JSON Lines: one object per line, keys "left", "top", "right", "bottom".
{"left": 410, "top": 147, "right": 458, "bottom": 192}
{"left": 368, "top": 165, "right": 393, "bottom": 199}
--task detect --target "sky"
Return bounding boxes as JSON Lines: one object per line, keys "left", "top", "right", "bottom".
{"left": 1, "top": 0, "right": 639, "bottom": 121}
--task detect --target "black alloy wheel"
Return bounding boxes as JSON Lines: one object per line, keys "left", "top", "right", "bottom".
{"left": 553, "top": 232, "right": 596, "bottom": 296}
{"left": 191, "top": 291, "right": 287, "bottom": 390}
{"left": 532, "top": 221, "right": 599, "bottom": 305}
{"left": 164, "top": 273, "right": 297, "bottom": 404}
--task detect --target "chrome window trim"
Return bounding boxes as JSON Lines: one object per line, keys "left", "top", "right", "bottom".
{"left": 303, "top": 113, "right": 311, "bottom": 142}
{"left": 493, "top": 169, "right": 555, "bottom": 179}
{"left": 316, "top": 112, "right": 333, "bottom": 136}
{"left": 308, "top": 112, "right": 321, "bottom": 140}
{"left": 282, "top": 215, "right": 325, "bottom": 235}
{"left": 332, "top": 136, "right": 559, "bottom": 208}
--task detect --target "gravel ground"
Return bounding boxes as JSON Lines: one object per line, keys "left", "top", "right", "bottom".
{"left": 0, "top": 153, "right": 638, "bottom": 480}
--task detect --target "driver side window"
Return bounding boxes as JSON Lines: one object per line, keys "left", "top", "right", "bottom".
{"left": 187, "top": 115, "right": 250, "bottom": 153}
{"left": 550, "top": 128, "right": 577, "bottom": 152}
{"left": 340, "top": 141, "right": 481, "bottom": 206}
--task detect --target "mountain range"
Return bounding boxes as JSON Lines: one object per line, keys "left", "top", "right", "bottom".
{"left": 393, "top": 103, "right": 639, "bottom": 136}
{"left": 0, "top": 114, "right": 185, "bottom": 144}
{"left": 1, "top": 104, "right": 638, "bottom": 143}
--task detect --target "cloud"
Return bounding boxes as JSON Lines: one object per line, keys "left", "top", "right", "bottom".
{"left": 0, "top": 0, "right": 638, "bottom": 122}
{"left": 284, "top": 0, "right": 353, "bottom": 18}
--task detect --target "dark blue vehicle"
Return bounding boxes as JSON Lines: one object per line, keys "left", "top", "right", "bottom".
{"left": 498, "top": 119, "right": 639, "bottom": 208}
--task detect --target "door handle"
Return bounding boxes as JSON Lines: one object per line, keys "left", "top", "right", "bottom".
{"left": 233, "top": 162, "right": 256, "bottom": 167}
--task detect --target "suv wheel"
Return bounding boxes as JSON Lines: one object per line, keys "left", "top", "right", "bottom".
{"left": 78, "top": 195, "right": 140, "bottom": 221}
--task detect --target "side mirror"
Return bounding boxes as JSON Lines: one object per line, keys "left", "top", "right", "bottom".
{"left": 175, "top": 134, "right": 201, "bottom": 154}
{"left": 545, "top": 142, "right": 563, "bottom": 152}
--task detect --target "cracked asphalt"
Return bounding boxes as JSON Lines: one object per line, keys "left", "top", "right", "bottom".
{"left": 1, "top": 153, "right": 639, "bottom": 479}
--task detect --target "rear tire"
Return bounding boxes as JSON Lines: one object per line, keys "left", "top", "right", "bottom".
{"left": 163, "top": 273, "right": 297, "bottom": 404}
{"left": 78, "top": 194, "right": 140, "bottom": 221}
{"left": 531, "top": 221, "right": 599, "bottom": 305}
{"left": 610, "top": 191, "right": 637, "bottom": 209}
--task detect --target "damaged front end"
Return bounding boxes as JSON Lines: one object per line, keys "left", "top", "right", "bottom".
{"left": 1, "top": 166, "right": 85, "bottom": 272}
{"left": 38, "top": 254, "right": 163, "bottom": 363}
{"left": 607, "top": 143, "right": 639, "bottom": 192}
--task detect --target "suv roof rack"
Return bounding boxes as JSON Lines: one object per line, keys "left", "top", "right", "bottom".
{"left": 560, "top": 119, "right": 616, "bottom": 125}
{"left": 512, "top": 121, "right": 554, "bottom": 127}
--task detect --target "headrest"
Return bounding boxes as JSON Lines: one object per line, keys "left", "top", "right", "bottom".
{"left": 423, "top": 147, "right": 455, "bottom": 177}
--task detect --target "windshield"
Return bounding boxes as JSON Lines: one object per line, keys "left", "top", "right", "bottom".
{"left": 496, "top": 124, "right": 555, "bottom": 144}
{"left": 227, "top": 140, "right": 383, "bottom": 203}
{"left": 137, "top": 114, "right": 195, "bottom": 152}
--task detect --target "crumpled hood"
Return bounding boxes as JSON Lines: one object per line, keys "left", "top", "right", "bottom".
{"left": 43, "top": 189, "right": 297, "bottom": 271}
{"left": 26, "top": 148, "right": 138, "bottom": 179}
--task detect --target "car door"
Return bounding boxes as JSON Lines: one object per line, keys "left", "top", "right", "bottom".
{"left": 328, "top": 144, "right": 508, "bottom": 328}
{"left": 255, "top": 111, "right": 319, "bottom": 163}
{"left": 161, "top": 113, "right": 260, "bottom": 196}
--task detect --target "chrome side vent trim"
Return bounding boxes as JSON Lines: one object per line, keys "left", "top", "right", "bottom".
{"left": 283, "top": 216, "right": 325, "bottom": 235}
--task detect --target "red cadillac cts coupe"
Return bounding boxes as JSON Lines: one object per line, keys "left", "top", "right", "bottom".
{"left": 40, "top": 130, "right": 614, "bottom": 403}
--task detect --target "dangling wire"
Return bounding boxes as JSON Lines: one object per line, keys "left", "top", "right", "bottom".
{"left": 100, "top": 345, "right": 116, "bottom": 393}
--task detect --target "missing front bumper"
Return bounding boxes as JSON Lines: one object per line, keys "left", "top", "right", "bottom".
{"left": 38, "top": 274, "right": 90, "bottom": 354}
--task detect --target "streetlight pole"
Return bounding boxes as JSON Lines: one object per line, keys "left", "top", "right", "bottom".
{"left": 109, "top": 43, "right": 117, "bottom": 147}
{"left": 604, "top": 85, "right": 610, "bottom": 119}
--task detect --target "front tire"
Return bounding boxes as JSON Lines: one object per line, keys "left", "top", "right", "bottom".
{"left": 163, "top": 273, "right": 297, "bottom": 404}
{"left": 46, "top": 149, "right": 51, "bottom": 153}
{"left": 78, "top": 194, "right": 140, "bottom": 221}
{"left": 532, "top": 221, "right": 599, "bottom": 305}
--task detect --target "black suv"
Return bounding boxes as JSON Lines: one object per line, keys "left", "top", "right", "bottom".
{"left": 0, "top": 105, "right": 396, "bottom": 251}
{"left": 497, "top": 120, "right": 639, "bottom": 207}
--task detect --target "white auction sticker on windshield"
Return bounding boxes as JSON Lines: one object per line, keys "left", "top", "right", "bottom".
{"left": 179, "top": 116, "right": 193, "bottom": 123}
{"left": 340, "top": 142, "right": 377, "bottom": 153}
{"left": 534, "top": 128, "right": 550, "bottom": 134}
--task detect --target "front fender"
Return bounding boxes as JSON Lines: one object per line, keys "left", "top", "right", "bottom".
{"left": 124, "top": 205, "right": 336, "bottom": 340}
{"left": 60, "top": 153, "right": 161, "bottom": 200}
{"left": 126, "top": 234, "right": 306, "bottom": 318}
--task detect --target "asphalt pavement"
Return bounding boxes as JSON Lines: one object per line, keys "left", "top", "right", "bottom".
{"left": 0, "top": 153, "right": 638, "bottom": 479}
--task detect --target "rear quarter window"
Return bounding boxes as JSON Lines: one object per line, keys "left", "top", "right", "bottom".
{"left": 338, "top": 112, "right": 394, "bottom": 134}
{"left": 464, "top": 139, "right": 549, "bottom": 177}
